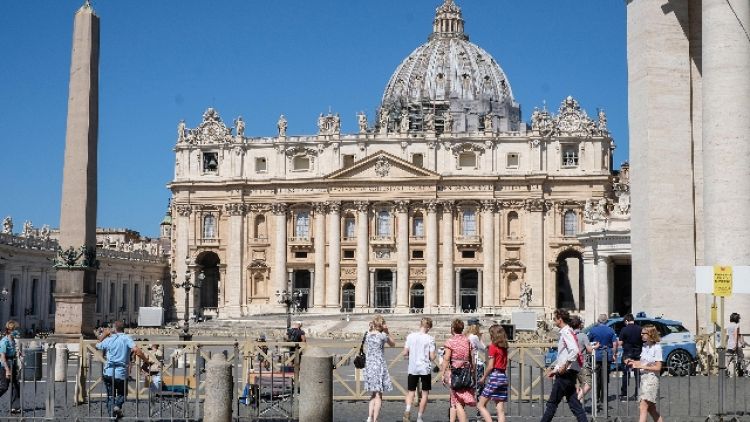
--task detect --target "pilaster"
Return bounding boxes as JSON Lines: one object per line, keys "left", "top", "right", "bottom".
{"left": 440, "top": 201, "right": 455, "bottom": 308}
{"left": 326, "top": 202, "right": 341, "bottom": 308}
{"left": 425, "top": 200, "right": 439, "bottom": 309}
{"left": 313, "top": 202, "right": 327, "bottom": 310}
{"left": 224, "top": 203, "right": 246, "bottom": 317}
{"left": 395, "top": 201, "right": 409, "bottom": 310}
{"left": 272, "top": 203, "right": 288, "bottom": 308}
{"left": 355, "top": 201, "right": 369, "bottom": 308}
{"left": 481, "top": 200, "right": 495, "bottom": 308}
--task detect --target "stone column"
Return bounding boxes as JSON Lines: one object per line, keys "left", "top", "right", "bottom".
{"left": 272, "top": 203, "right": 288, "bottom": 306}
{"left": 481, "top": 201, "right": 495, "bottom": 308}
{"left": 299, "top": 347, "right": 333, "bottom": 421}
{"left": 391, "top": 269, "right": 397, "bottom": 309}
{"left": 477, "top": 269, "right": 483, "bottom": 310}
{"left": 326, "top": 203, "right": 341, "bottom": 308}
{"left": 224, "top": 204, "right": 245, "bottom": 317}
{"left": 355, "top": 201, "right": 369, "bottom": 308}
{"left": 441, "top": 202, "right": 455, "bottom": 309}
{"left": 595, "top": 256, "right": 612, "bottom": 318}
{"left": 313, "top": 203, "right": 327, "bottom": 310}
{"left": 703, "top": 0, "right": 750, "bottom": 323}
{"left": 395, "top": 201, "right": 409, "bottom": 311}
{"left": 582, "top": 251, "right": 597, "bottom": 325}
{"left": 203, "top": 354, "right": 233, "bottom": 422}
{"left": 524, "top": 199, "right": 546, "bottom": 308}
{"left": 54, "top": 2, "right": 99, "bottom": 338}
{"left": 425, "top": 201, "right": 439, "bottom": 309}
{"left": 455, "top": 269, "right": 461, "bottom": 312}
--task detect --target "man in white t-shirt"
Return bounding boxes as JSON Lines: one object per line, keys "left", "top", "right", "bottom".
{"left": 402, "top": 317, "right": 436, "bottom": 422}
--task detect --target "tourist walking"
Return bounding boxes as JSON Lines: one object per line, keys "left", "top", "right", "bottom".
{"left": 96, "top": 321, "right": 151, "bottom": 419}
{"left": 619, "top": 313, "right": 642, "bottom": 398}
{"left": 466, "top": 318, "right": 487, "bottom": 394}
{"left": 402, "top": 317, "right": 436, "bottom": 422}
{"left": 588, "top": 313, "right": 618, "bottom": 406}
{"left": 625, "top": 324, "right": 664, "bottom": 422}
{"left": 570, "top": 316, "right": 593, "bottom": 402}
{"left": 440, "top": 318, "right": 476, "bottom": 422}
{"left": 364, "top": 315, "right": 395, "bottom": 422}
{"left": 727, "top": 312, "right": 745, "bottom": 376}
{"left": 0, "top": 320, "right": 21, "bottom": 414}
{"left": 540, "top": 309, "right": 587, "bottom": 422}
{"left": 477, "top": 324, "right": 509, "bottom": 422}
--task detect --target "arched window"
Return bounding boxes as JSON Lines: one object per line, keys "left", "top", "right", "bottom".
{"left": 462, "top": 209, "right": 477, "bottom": 236}
{"left": 507, "top": 211, "right": 519, "bottom": 239}
{"left": 412, "top": 211, "right": 424, "bottom": 238}
{"left": 253, "top": 273, "right": 266, "bottom": 297}
{"left": 377, "top": 210, "right": 391, "bottom": 237}
{"left": 295, "top": 211, "right": 310, "bottom": 238}
{"left": 343, "top": 213, "right": 356, "bottom": 239}
{"left": 203, "top": 214, "right": 216, "bottom": 239}
{"left": 254, "top": 215, "right": 267, "bottom": 239}
{"left": 563, "top": 211, "right": 577, "bottom": 237}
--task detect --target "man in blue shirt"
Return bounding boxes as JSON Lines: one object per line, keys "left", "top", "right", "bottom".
{"left": 0, "top": 320, "right": 21, "bottom": 414}
{"left": 587, "top": 313, "right": 619, "bottom": 407}
{"left": 96, "top": 321, "right": 150, "bottom": 418}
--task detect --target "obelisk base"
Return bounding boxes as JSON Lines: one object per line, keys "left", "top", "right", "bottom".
{"left": 52, "top": 293, "right": 97, "bottom": 340}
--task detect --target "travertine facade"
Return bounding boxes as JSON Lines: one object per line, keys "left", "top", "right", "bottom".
{"left": 169, "top": 0, "right": 619, "bottom": 318}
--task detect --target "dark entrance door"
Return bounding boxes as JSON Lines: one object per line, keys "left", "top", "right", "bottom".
{"left": 374, "top": 269, "right": 393, "bottom": 309}
{"left": 342, "top": 283, "right": 355, "bottom": 312}
{"left": 410, "top": 284, "right": 424, "bottom": 312}
{"left": 293, "top": 270, "right": 311, "bottom": 311}
{"left": 196, "top": 252, "right": 220, "bottom": 311}
{"left": 613, "top": 264, "right": 632, "bottom": 316}
{"left": 459, "top": 269, "right": 478, "bottom": 312}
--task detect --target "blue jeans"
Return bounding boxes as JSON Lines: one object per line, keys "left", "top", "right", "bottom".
{"left": 540, "top": 370, "right": 588, "bottom": 422}
{"left": 103, "top": 375, "right": 126, "bottom": 416}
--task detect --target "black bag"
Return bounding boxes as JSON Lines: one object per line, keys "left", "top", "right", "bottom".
{"left": 353, "top": 333, "right": 367, "bottom": 369}
{"left": 449, "top": 339, "right": 474, "bottom": 389}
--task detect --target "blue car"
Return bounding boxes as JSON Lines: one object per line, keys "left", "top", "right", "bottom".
{"left": 544, "top": 313, "right": 697, "bottom": 376}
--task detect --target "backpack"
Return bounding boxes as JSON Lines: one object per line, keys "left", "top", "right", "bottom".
{"left": 287, "top": 328, "right": 304, "bottom": 342}
{"left": 568, "top": 329, "right": 585, "bottom": 368}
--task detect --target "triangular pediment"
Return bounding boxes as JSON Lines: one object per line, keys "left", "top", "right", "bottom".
{"left": 325, "top": 151, "right": 440, "bottom": 181}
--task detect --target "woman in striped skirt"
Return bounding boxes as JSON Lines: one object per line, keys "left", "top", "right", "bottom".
{"left": 477, "top": 324, "right": 509, "bottom": 422}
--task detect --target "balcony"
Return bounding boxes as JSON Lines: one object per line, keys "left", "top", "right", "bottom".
{"left": 455, "top": 235, "right": 481, "bottom": 248}
{"left": 369, "top": 235, "right": 395, "bottom": 246}
{"left": 409, "top": 235, "right": 426, "bottom": 244}
{"left": 288, "top": 236, "right": 313, "bottom": 250}
{"left": 249, "top": 236, "right": 270, "bottom": 245}
{"left": 197, "top": 237, "right": 220, "bottom": 246}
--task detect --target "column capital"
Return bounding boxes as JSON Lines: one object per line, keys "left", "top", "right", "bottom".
{"left": 354, "top": 201, "right": 369, "bottom": 212}
{"left": 313, "top": 202, "right": 327, "bottom": 214}
{"left": 439, "top": 200, "right": 456, "bottom": 213}
{"left": 174, "top": 204, "right": 192, "bottom": 217}
{"left": 224, "top": 203, "right": 247, "bottom": 216}
{"left": 480, "top": 200, "right": 496, "bottom": 213}
{"left": 395, "top": 200, "right": 410, "bottom": 213}
{"left": 271, "top": 203, "right": 288, "bottom": 215}
{"left": 327, "top": 201, "right": 341, "bottom": 214}
{"left": 425, "top": 200, "right": 439, "bottom": 213}
{"left": 523, "top": 198, "right": 548, "bottom": 212}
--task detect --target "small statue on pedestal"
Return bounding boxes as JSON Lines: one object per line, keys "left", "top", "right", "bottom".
{"left": 519, "top": 282, "right": 532, "bottom": 309}
{"left": 152, "top": 279, "right": 164, "bottom": 308}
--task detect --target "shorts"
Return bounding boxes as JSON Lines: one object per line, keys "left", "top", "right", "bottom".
{"left": 577, "top": 366, "right": 592, "bottom": 386}
{"left": 407, "top": 374, "right": 432, "bottom": 391}
{"left": 480, "top": 369, "right": 508, "bottom": 401}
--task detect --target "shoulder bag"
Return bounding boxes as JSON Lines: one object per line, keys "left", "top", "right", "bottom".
{"left": 353, "top": 332, "right": 367, "bottom": 369}
{"left": 450, "top": 338, "right": 474, "bottom": 389}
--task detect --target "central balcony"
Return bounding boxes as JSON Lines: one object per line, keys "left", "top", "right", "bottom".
{"left": 369, "top": 235, "right": 395, "bottom": 246}
{"left": 288, "top": 236, "right": 313, "bottom": 250}
{"left": 455, "top": 235, "right": 481, "bottom": 248}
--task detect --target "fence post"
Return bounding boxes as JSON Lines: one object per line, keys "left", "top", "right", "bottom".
{"left": 55, "top": 343, "right": 68, "bottom": 382}
{"left": 299, "top": 346, "right": 333, "bottom": 422}
{"left": 591, "top": 353, "right": 598, "bottom": 418}
{"left": 601, "top": 350, "right": 609, "bottom": 419}
{"left": 717, "top": 346, "right": 726, "bottom": 417}
{"left": 204, "top": 354, "right": 233, "bottom": 422}
{"left": 46, "top": 344, "right": 56, "bottom": 419}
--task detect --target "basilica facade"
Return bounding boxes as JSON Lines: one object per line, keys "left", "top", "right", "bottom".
{"left": 168, "top": 0, "right": 621, "bottom": 318}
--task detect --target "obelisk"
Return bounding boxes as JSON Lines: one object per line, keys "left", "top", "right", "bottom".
{"left": 53, "top": 0, "right": 99, "bottom": 338}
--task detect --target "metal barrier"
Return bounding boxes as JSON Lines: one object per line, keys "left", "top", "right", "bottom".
{"left": 0, "top": 339, "right": 747, "bottom": 420}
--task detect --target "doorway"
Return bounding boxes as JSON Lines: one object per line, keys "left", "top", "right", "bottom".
{"left": 410, "top": 283, "right": 425, "bottom": 312}
{"left": 374, "top": 269, "right": 393, "bottom": 309}
{"left": 613, "top": 263, "right": 632, "bottom": 316}
{"left": 293, "top": 270, "right": 311, "bottom": 311}
{"left": 459, "top": 269, "right": 478, "bottom": 312}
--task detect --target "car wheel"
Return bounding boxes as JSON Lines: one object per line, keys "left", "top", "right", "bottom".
{"left": 666, "top": 349, "right": 694, "bottom": 376}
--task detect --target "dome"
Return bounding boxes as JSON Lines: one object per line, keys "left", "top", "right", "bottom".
{"left": 380, "top": 0, "right": 520, "bottom": 133}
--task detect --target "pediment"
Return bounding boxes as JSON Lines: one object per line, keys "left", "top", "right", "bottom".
{"left": 325, "top": 151, "right": 440, "bottom": 181}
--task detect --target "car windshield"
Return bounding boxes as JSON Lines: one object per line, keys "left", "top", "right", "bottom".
{"left": 664, "top": 324, "right": 688, "bottom": 334}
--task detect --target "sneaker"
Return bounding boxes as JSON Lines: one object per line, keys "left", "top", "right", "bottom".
{"left": 402, "top": 410, "right": 411, "bottom": 422}
{"left": 10, "top": 408, "right": 21, "bottom": 415}
{"left": 416, "top": 418, "right": 424, "bottom": 422}
{"left": 113, "top": 406, "right": 123, "bottom": 419}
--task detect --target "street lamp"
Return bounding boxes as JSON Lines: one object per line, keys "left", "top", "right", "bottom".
{"left": 0, "top": 287, "right": 8, "bottom": 302}
{"left": 276, "top": 288, "right": 303, "bottom": 331}
{"left": 172, "top": 258, "right": 204, "bottom": 341}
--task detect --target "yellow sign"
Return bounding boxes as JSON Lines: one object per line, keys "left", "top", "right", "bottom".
{"left": 713, "top": 265, "right": 733, "bottom": 297}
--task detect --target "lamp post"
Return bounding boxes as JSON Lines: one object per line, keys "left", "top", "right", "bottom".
{"left": 0, "top": 287, "right": 8, "bottom": 302}
{"left": 172, "top": 258, "right": 204, "bottom": 341}
{"left": 276, "top": 288, "right": 302, "bottom": 331}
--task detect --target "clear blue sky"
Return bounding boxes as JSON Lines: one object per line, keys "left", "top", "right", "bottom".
{"left": 1, "top": 1, "right": 628, "bottom": 238}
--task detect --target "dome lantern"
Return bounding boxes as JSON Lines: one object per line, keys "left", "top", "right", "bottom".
{"left": 431, "top": 0, "right": 467, "bottom": 41}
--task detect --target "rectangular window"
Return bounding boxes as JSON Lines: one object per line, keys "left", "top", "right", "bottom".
{"left": 295, "top": 211, "right": 310, "bottom": 238}
{"left": 412, "top": 153, "right": 424, "bottom": 167}
{"left": 145, "top": 286, "right": 151, "bottom": 307}
{"left": 344, "top": 217, "right": 356, "bottom": 239}
{"left": 462, "top": 211, "right": 477, "bottom": 236}
{"left": 134, "top": 284, "right": 140, "bottom": 310}
{"left": 412, "top": 250, "right": 424, "bottom": 259}
{"left": 48, "top": 279, "right": 56, "bottom": 315}
{"left": 10, "top": 278, "right": 18, "bottom": 316}
{"left": 202, "top": 152, "right": 219, "bottom": 173}
{"left": 562, "top": 146, "right": 579, "bottom": 167}
{"left": 459, "top": 152, "right": 477, "bottom": 168}
{"left": 343, "top": 154, "right": 355, "bottom": 167}
{"left": 376, "top": 211, "right": 391, "bottom": 237}
{"left": 343, "top": 249, "right": 355, "bottom": 259}
{"left": 507, "top": 153, "right": 519, "bottom": 168}
{"left": 462, "top": 250, "right": 476, "bottom": 259}
{"left": 121, "top": 284, "right": 128, "bottom": 311}
{"left": 412, "top": 217, "right": 424, "bottom": 237}
{"left": 109, "top": 282, "right": 115, "bottom": 313}
{"left": 96, "top": 282, "right": 102, "bottom": 313}
{"left": 292, "top": 155, "right": 311, "bottom": 171}
{"left": 31, "top": 278, "right": 38, "bottom": 314}
{"left": 255, "top": 157, "right": 267, "bottom": 173}
{"left": 564, "top": 211, "right": 578, "bottom": 236}
{"left": 294, "top": 251, "right": 308, "bottom": 259}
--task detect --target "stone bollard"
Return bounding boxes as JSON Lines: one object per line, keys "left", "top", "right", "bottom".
{"left": 203, "top": 354, "right": 233, "bottom": 422}
{"left": 55, "top": 344, "right": 69, "bottom": 382}
{"left": 299, "top": 346, "right": 333, "bottom": 422}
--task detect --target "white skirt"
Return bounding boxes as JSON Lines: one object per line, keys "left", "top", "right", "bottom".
{"left": 639, "top": 372, "right": 659, "bottom": 403}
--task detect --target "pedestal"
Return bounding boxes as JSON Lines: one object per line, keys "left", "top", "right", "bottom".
{"left": 138, "top": 307, "right": 165, "bottom": 327}
{"left": 511, "top": 310, "right": 538, "bottom": 331}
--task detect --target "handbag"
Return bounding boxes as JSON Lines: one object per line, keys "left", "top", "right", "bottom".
{"left": 449, "top": 338, "right": 474, "bottom": 389}
{"left": 353, "top": 332, "right": 367, "bottom": 369}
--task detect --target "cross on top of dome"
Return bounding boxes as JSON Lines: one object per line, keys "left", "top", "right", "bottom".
{"left": 431, "top": 0, "right": 467, "bottom": 41}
